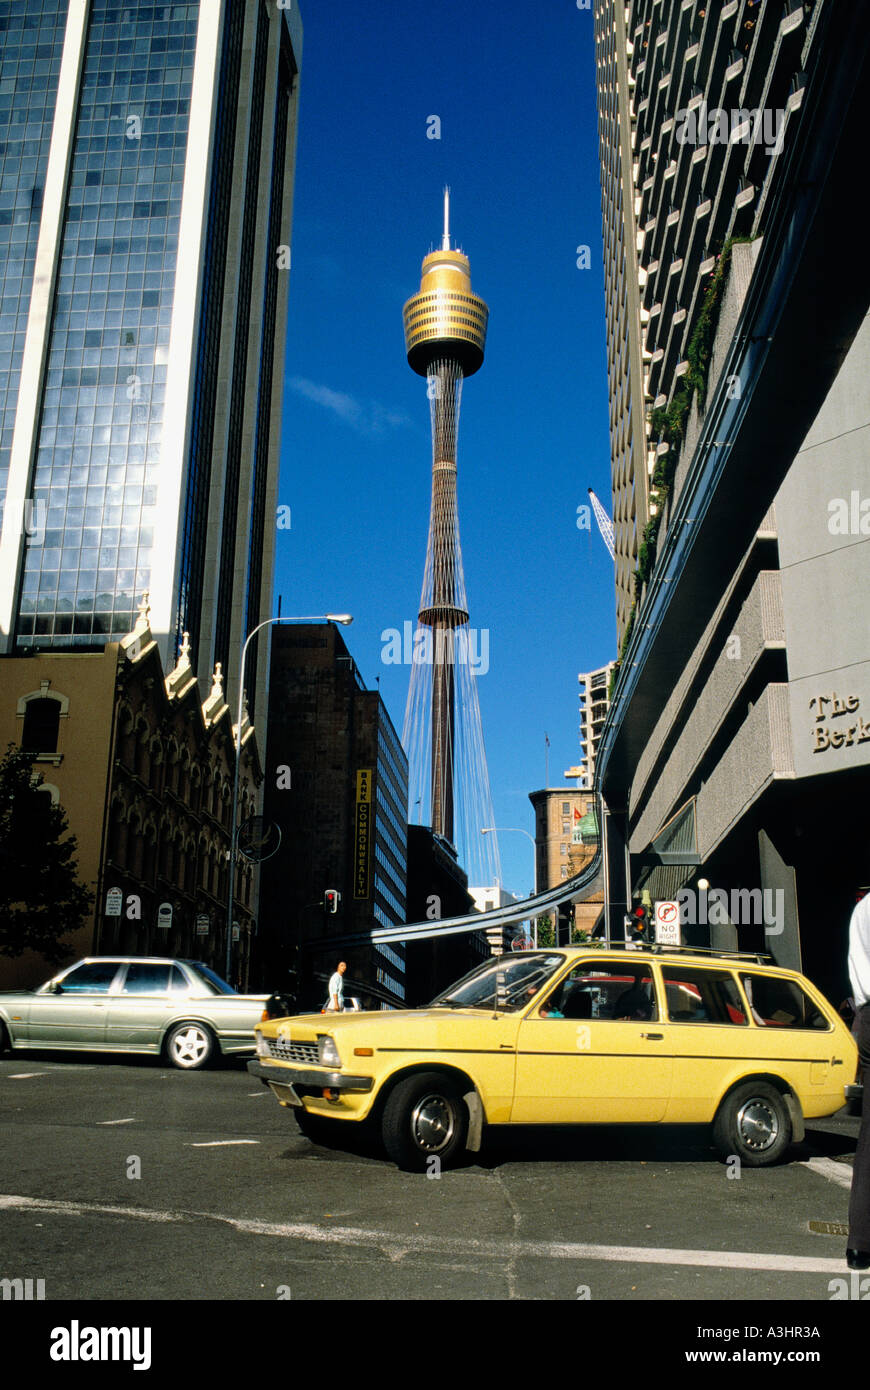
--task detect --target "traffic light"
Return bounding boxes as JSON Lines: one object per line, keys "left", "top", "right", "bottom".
{"left": 323, "top": 889, "right": 341, "bottom": 914}
{"left": 628, "top": 901, "right": 649, "bottom": 945}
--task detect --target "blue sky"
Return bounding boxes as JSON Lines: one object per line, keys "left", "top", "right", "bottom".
{"left": 274, "top": 0, "right": 616, "bottom": 900}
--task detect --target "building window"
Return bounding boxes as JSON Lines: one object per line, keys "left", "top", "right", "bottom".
{"left": 21, "top": 698, "right": 61, "bottom": 753}
{"left": 562, "top": 802, "right": 570, "bottom": 814}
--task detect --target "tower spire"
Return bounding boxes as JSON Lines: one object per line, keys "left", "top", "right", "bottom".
{"left": 442, "top": 185, "right": 451, "bottom": 250}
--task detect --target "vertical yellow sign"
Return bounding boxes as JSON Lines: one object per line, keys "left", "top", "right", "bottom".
{"left": 354, "top": 769, "right": 373, "bottom": 899}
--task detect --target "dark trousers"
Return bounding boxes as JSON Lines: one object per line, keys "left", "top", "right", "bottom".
{"left": 848, "top": 1004, "right": 870, "bottom": 1250}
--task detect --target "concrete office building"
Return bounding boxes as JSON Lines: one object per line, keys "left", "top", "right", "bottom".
{"left": 593, "top": 1, "right": 651, "bottom": 642}
{"left": 468, "top": 883, "right": 519, "bottom": 958}
{"left": 0, "top": 0, "right": 301, "bottom": 724}
{"left": 258, "top": 623, "right": 409, "bottom": 1010}
{"left": 592, "top": 0, "right": 870, "bottom": 1000}
{"left": 577, "top": 661, "right": 616, "bottom": 790}
{"left": 594, "top": 0, "right": 810, "bottom": 648}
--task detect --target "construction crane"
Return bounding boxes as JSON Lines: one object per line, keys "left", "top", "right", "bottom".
{"left": 588, "top": 487, "right": 615, "bottom": 562}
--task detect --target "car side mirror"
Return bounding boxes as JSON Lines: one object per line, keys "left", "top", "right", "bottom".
{"left": 48, "top": 982, "right": 63, "bottom": 995}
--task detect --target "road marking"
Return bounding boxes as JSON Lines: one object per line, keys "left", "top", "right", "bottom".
{"left": 248, "top": 1091, "right": 268, "bottom": 1097}
{"left": 809, "top": 1220, "right": 848, "bottom": 1236}
{"left": 0, "top": 1196, "right": 183, "bottom": 1225}
{"left": 97, "top": 1118, "right": 137, "bottom": 1126}
{"left": 0, "top": 1194, "right": 853, "bottom": 1272}
{"left": 6, "top": 1073, "right": 49, "bottom": 1079}
{"left": 800, "top": 1157, "right": 854, "bottom": 1191}
{"left": 185, "top": 1140, "right": 260, "bottom": 1148}
{"left": 40, "top": 1065, "right": 98, "bottom": 1071}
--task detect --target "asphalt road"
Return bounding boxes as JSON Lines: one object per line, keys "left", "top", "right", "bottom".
{"left": 0, "top": 1050, "right": 865, "bottom": 1313}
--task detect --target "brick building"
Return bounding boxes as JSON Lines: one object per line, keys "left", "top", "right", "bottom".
{"left": 0, "top": 598, "right": 261, "bottom": 988}
{"left": 528, "top": 786, "right": 603, "bottom": 938}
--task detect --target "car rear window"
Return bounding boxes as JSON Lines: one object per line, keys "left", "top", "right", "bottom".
{"left": 121, "top": 964, "right": 172, "bottom": 994}
{"left": 740, "top": 973, "right": 829, "bottom": 1030}
{"left": 660, "top": 967, "right": 747, "bottom": 1025}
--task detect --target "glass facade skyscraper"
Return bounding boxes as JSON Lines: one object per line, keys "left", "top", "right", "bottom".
{"left": 0, "top": 0, "right": 301, "bottom": 719}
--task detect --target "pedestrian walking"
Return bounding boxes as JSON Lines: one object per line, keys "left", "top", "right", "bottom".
{"left": 847, "top": 890, "right": 870, "bottom": 1269}
{"left": 324, "top": 960, "right": 347, "bottom": 1013}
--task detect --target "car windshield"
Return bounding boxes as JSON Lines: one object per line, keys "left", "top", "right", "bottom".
{"left": 183, "top": 962, "right": 236, "bottom": 996}
{"left": 429, "top": 954, "right": 565, "bottom": 1011}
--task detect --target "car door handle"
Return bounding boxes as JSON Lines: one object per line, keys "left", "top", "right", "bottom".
{"left": 641, "top": 1032, "right": 663, "bottom": 1040}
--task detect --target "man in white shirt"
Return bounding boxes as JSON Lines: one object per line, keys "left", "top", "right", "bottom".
{"left": 847, "top": 892, "right": 870, "bottom": 1268}
{"left": 325, "top": 961, "right": 347, "bottom": 1013}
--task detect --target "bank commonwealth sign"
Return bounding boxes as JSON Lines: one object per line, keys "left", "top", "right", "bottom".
{"left": 354, "top": 768, "right": 372, "bottom": 900}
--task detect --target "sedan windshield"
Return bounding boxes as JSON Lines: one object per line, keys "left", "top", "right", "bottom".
{"left": 183, "top": 962, "right": 236, "bottom": 996}
{"left": 429, "top": 954, "right": 565, "bottom": 1012}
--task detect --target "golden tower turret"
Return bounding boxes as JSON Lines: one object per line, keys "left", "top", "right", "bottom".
{"left": 403, "top": 188, "right": 488, "bottom": 377}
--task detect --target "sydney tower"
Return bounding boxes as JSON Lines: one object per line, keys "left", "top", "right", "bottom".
{"left": 402, "top": 191, "right": 490, "bottom": 853}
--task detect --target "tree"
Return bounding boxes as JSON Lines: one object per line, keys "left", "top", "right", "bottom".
{"left": 0, "top": 744, "right": 93, "bottom": 962}
{"left": 537, "top": 915, "right": 555, "bottom": 948}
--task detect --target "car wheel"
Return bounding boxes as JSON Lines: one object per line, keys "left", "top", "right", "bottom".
{"left": 165, "top": 1022, "right": 214, "bottom": 1070}
{"left": 712, "top": 1080, "right": 793, "bottom": 1166}
{"left": 0, "top": 1020, "right": 9, "bottom": 1056}
{"left": 381, "top": 1071, "right": 469, "bottom": 1172}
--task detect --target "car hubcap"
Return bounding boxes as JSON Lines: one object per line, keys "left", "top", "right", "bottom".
{"left": 736, "top": 1098, "right": 779, "bottom": 1150}
{"left": 173, "top": 1028, "right": 208, "bottom": 1066}
{"left": 411, "top": 1094, "right": 454, "bottom": 1152}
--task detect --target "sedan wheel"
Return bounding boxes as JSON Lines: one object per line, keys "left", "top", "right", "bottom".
{"left": 712, "top": 1081, "right": 793, "bottom": 1166}
{"left": 165, "top": 1022, "right": 214, "bottom": 1070}
{"left": 382, "top": 1071, "right": 469, "bottom": 1171}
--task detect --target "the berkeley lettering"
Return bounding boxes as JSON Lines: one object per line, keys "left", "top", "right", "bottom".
{"left": 809, "top": 691, "right": 860, "bottom": 721}
{"left": 812, "top": 719, "right": 870, "bottom": 752}
{"left": 809, "top": 690, "right": 870, "bottom": 754}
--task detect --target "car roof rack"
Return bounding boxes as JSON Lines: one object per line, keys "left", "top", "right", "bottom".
{"left": 637, "top": 944, "right": 775, "bottom": 964}
{"left": 495, "top": 945, "right": 777, "bottom": 965}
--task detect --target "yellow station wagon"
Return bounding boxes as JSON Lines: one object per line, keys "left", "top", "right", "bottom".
{"left": 247, "top": 947, "right": 858, "bottom": 1170}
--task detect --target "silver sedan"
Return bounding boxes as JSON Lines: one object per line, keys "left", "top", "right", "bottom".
{"left": 0, "top": 957, "right": 270, "bottom": 1069}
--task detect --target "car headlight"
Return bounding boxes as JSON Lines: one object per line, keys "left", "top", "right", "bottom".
{"left": 317, "top": 1034, "right": 341, "bottom": 1067}
{"left": 255, "top": 1030, "right": 269, "bottom": 1057}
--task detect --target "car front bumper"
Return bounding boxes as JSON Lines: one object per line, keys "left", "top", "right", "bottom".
{"left": 247, "top": 1058, "right": 374, "bottom": 1108}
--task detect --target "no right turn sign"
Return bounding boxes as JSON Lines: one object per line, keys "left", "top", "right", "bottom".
{"left": 654, "top": 900, "right": 681, "bottom": 945}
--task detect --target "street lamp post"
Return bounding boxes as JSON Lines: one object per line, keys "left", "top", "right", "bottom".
{"left": 224, "top": 612, "right": 353, "bottom": 983}
{"left": 481, "top": 826, "right": 538, "bottom": 947}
